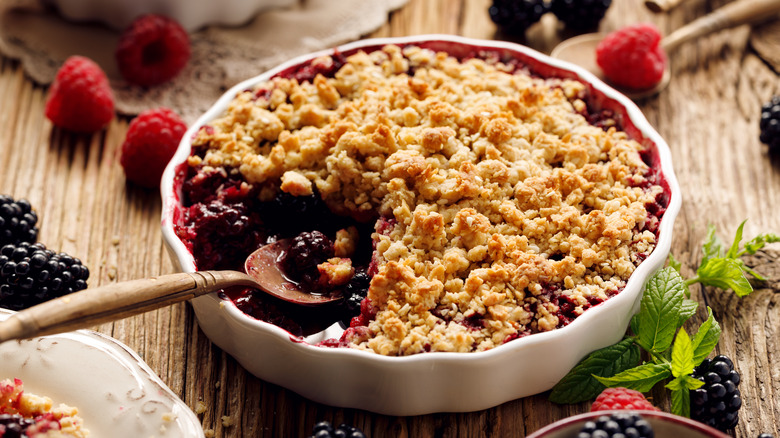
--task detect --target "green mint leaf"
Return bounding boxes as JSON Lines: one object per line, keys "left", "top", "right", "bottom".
{"left": 696, "top": 257, "right": 753, "bottom": 296}
{"left": 594, "top": 362, "right": 672, "bottom": 393}
{"left": 700, "top": 225, "right": 723, "bottom": 267}
{"left": 725, "top": 220, "right": 747, "bottom": 259}
{"left": 743, "top": 233, "right": 780, "bottom": 254}
{"left": 678, "top": 299, "right": 698, "bottom": 328}
{"left": 671, "top": 328, "right": 694, "bottom": 378}
{"left": 691, "top": 307, "right": 721, "bottom": 365}
{"left": 636, "top": 267, "right": 686, "bottom": 354}
{"left": 630, "top": 314, "right": 640, "bottom": 336}
{"left": 668, "top": 253, "right": 682, "bottom": 272}
{"left": 738, "top": 260, "right": 766, "bottom": 281}
{"left": 668, "top": 377, "right": 690, "bottom": 417}
{"left": 549, "top": 337, "right": 641, "bottom": 404}
{"left": 666, "top": 375, "right": 704, "bottom": 417}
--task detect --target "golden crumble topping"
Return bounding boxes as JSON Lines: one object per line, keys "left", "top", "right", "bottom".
{"left": 189, "top": 44, "right": 663, "bottom": 355}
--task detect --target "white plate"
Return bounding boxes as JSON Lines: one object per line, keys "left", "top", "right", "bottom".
{"left": 0, "top": 310, "right": 204, "bottom": 438}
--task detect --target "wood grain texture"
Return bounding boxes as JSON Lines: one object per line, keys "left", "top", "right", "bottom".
{"left": 1, "top": 0, "right": 779, "bottom": 436}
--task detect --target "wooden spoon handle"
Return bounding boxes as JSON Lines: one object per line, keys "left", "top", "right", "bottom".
{"left": 0, "top": 270, "right": 256, "bottom": 342}
{"left": 662, "top": 0, "right": 780, "bottom": 52}
{"left": 645, "top": 0, "right": 687, "bottom": 13}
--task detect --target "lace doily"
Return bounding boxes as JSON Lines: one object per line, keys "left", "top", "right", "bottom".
{"left": 0, "top": 0, "right": 408, "bottom": 122}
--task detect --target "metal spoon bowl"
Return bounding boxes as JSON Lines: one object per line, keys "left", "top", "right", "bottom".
{"left": 550, "top": 0, "right": 780, "bottom": 99}
{"left": 0, "top": 238, "right": 341, "bottom": 343}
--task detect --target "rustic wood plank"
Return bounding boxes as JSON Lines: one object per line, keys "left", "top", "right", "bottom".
{"left": 0, "top": 0, "right": 779, "bottom": 436}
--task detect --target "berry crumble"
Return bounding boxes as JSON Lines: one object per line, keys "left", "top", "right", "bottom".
{"left": 174, "top": 43, "right": 668, "bottom": 356}
{"left": 0, "top": 378, "right": 88, "bottom": 437}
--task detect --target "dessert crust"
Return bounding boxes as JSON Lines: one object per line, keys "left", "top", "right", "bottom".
{"left": 190, "top": 44, "right": 663, "bottom": 355}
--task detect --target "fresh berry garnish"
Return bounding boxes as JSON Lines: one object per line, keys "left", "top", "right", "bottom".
{"left": 0, "top": 196, "right": 38, "bottom": 247}
{"left": 690, "top": 354, "right": 742, "bottom": 431}
{"left": 759, "top": 95, "right": 780, "bottom": 150}
{"left": 44, "top": 56, "right": 114, "bottom": 132}
{"left": 595, "top": 23, "right": 668, "bottom": 90}
{"left": 116, "top": 14, "right": 191, "bottom": 86}
{"left": 577, "top": 413, "right": 654, "bottom": 438}
{"left": 488, "top": 0, "right": 549, "bottom": 35}
{"left": 120, "top": 107, "right": 187, "bottom": 188}
{"left": 0, "top": 242, "right": 90, "bottom": 311}
{"left": 309, "top": 421, "right": 366, "bottom": 438}
{"left": 591, "top": 387, "right": 659, "bottom": 412}
{"left": 550, "top": 0, "right": 612, "bottom": 31}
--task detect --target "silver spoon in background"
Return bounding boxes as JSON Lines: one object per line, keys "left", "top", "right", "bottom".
{"left": 0, "top": 237, "right": 342, "bottom": 343}
{"left": 551, "top": 0, "right": 780, "bottom": 100}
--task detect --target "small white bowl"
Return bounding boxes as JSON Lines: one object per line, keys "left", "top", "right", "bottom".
{"left": 0, "top": 309, "right": 204, "bottom": 437}
{"left": 43, "top": 0, "right": 297, "bottom": 31}
{"left": 160, "top": 34, "right": 682, "bottom": 416}
{"left": 527, "top": 410, "right": 730, "bottom": 438}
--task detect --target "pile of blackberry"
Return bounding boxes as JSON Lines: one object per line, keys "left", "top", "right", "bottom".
{"left": 488, "top": 0, "right": 549, "bottom": 35}
{"left": 488, "top": 0, "right": 612, "bottom": 35}
{"left": 0, "top": 196, "right": 38, "bottom": 247}
{"left": 577, "top": 412, "right": 654, "bottom": 438}
{"left": 550, "top": 0, "right": 612, "bottom": 31}
{"left": 308, "top": 421, "right": 366, "bottom": 438}
{"left": 760, "top": 95, "right": 780, "bottom": 151}
{"left": 0, "top": 196, "right": 90, "bottom": 311}
{"left": 690, "top": 355, "right": 742, "bottom": 431}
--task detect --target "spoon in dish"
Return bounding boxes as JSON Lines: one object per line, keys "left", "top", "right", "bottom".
{"left": 0, "top": 238, "right": 342, "bottom": 343}
{"left": 551, "top": 0, "right": 780, "bottom": 99}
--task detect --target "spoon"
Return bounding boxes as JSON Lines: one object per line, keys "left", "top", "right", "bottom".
{"left": 550, "top": 0, "right": 780, "bottom": 99}
{"left": 0, "top": 238, "right": 341, "bottom": 343}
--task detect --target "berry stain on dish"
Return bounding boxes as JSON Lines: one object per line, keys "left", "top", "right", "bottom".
{"left": 550, "top": 0, "right": 780, "bottom": 99}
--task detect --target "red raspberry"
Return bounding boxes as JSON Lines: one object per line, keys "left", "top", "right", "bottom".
{"left": 44, "top": 56, "right": 114, "bottom": 132}
{"left": 591, "top": 387, "right": 660, "bottom": 412}
{"left": 116, "top": 14, "right": 191, "bottom": 86}
{"left": 120, "top": 108, "right": 187, "bottom": 188}
{"left": 595, "top": 23, "right": 667, "bottom": 90}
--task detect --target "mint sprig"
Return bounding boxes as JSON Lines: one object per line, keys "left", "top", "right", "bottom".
{"left": 548, "top": 221, "right": 773, "bottom": 417}
{"left": 687, "top": 220, "right": 780, "bottom": 296}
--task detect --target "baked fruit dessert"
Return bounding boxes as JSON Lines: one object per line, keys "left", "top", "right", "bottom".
{"left": 0, "top": 378, "right": 88, "bottom": 437}
{"left": 173, "top": 43, "right": 669, "bottom": 356}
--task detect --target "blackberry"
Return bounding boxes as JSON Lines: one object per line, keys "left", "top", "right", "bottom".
{"left": 550, "top": 0, "right": 612, "bottom": 31}
{"left": 0, "top": 242, "right": 90, "bottom": 311}
{"left": 0, "top": 196, "right": 39, "bottom": 247}
{"left": 690, "top": 355, "right": 742, "bottom": 431}
{"left": 760, "top": 95, "right": 780, "bottom": 150}
{"left": 343, "top": 270, "right": 370, "bottom": 315}
{"left": 309, "top": 421, "right": 366, "bottom": 438}
{"left": 577, "top": 412, "right": 654, "bottom": 438}
{"left": 0, "top": 413, "right": 34, "bottom": 438}
{"left": 488, "top": 0, "right": 549, "bottom": 36}
{"left": 279, "top": 231, "right": 334, "bottom": 289}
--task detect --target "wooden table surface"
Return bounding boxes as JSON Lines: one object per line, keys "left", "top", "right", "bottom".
{"left": 1, "top": 0, "right": 780, "bottom": 436}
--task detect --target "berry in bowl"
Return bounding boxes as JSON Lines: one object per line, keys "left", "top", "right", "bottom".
{"left": 526, "top": 411, "right": 730, "bottom": 438}
{"left": 161, "top": 34, "right": 680, "bottom": 415}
